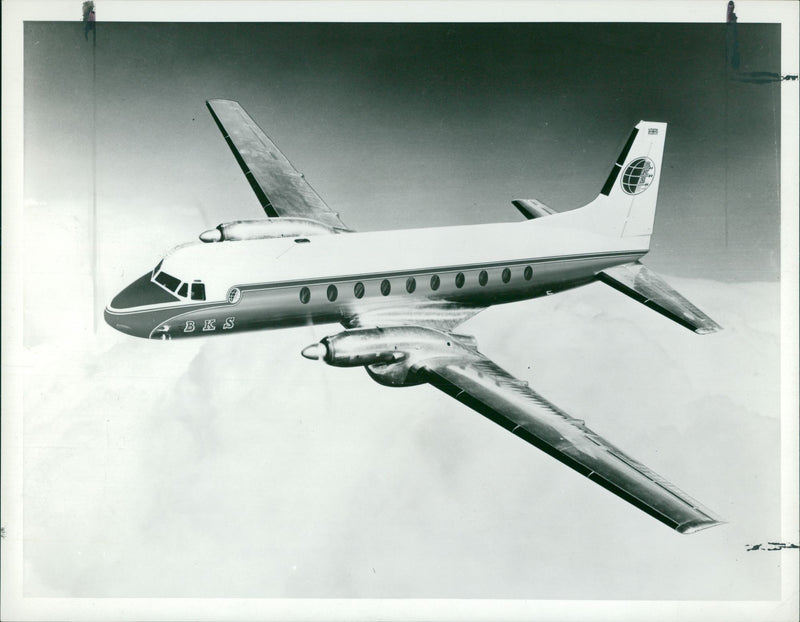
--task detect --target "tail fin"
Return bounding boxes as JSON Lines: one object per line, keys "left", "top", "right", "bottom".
{"left": 580, "top": 121, "right": 667, "bottom": 244}
{"left": 579, "top": 124, "right": 721, "bottom": 334}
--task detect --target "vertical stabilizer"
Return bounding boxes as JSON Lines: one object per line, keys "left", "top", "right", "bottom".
{"left": 580, "top": 121, "right": 667, "bottom": 243}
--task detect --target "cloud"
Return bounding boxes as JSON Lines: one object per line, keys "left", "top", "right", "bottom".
{"left": 10, "top": 15, "right": 790, "bottom": 615}
{"left": 21, "top": 269, "right": 781, "bottom": 599}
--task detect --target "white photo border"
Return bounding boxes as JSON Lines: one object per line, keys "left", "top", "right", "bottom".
{"left": 2, "top": 1, "right": 798, "bottom": 620}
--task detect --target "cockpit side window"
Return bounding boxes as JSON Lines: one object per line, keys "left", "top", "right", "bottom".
{"left": 155, "top": 271, "right": 181, "bottom": 292}
{"left": 177, "top": 283, "right": 188, "bottom": 297}
{"left": 191, "top": 283, "right": 206, "bottom": 301}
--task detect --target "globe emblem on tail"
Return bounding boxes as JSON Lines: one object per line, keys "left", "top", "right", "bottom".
{"left": 620, "top": 157, "right": 655, "bottom": 195}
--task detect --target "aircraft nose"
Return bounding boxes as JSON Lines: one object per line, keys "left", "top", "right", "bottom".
{"left": 109, "top": 273, "right": 179, "bottom": 310}
{"left": 105, "top": 273, "right": 180, "bottom": 338}
{"left": 104, "top": 305, "right": 177, "bottom": 339}
{"left": 103, "top": 306, "right": 136, "bottom": 336}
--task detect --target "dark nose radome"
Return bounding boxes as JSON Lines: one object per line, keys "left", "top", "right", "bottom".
{"left": 109, "top": 273, "right": 179, "bottom": 310}
{"left": 105, "top": 273, "right": 181, "bottom": 338}
{"left": 104, "top": 307, "right": 140, "bottom": 336}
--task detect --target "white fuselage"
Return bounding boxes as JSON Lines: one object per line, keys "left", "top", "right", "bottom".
{"left": 105, "top": 212, "right": 649, "bottom": 339}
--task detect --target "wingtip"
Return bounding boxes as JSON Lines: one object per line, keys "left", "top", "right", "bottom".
{"left": 694, "top": 322, "right": 723, "bottom": 335}
{"left": 677, "top": 517, "right": 727, "bottom": 534}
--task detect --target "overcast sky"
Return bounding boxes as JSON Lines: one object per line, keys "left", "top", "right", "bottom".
{"left": 11, "top": 5, "right": 792, "bottom": 614}
{"left": 23, "top": 20, "right": 781, "bottom": 286}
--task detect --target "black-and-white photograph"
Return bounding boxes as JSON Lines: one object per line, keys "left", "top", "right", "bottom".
{"left": 3, "top": 1, "right": 798, "bottom": 620}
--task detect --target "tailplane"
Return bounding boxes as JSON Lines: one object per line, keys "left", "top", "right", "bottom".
{"left": 518, "top": 121, "right": 721, "bottom": 334}
{"left": 589, "top": 124, "right": 721, "bottom": 334}
{"left": 598, "top": 262, "right": 722, "bottom": 334}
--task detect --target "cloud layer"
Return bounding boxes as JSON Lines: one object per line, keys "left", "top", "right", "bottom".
{"left": 16, "top": 19, "right": 784, "bottom": 602}
{"left": 21, "top": 205, "right": 781, "bottom": 598}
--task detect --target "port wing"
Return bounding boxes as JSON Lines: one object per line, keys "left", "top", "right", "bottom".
{"left": 206, "top": 99, "right": 351, "bottom": 231}
{"left": 416, "top": 349, "right": 724, "bottom": 533}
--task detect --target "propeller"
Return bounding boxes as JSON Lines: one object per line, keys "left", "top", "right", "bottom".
{"left": 301, "top": 342, "right": 326, "bottom": 361}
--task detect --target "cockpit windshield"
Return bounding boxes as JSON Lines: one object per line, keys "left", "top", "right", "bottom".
{"left": 151, "top": 263, "right": 206, "bottom": 301}
{"left": 155, "top": 271, "right": 181, "bottom": 292}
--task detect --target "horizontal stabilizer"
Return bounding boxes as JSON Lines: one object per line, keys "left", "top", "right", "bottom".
{"left": 512, "top": 198, "right": 558, "bottom": 220}
{"left": 598, "top": 263, "right": 722, "bottom": 334}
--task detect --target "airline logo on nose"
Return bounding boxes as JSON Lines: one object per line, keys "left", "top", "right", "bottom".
{"left": 183, "top": 317, "right": 236, "bottom": 333}
{"left": 621, "top": 157, "right": 655, "bottom": 195}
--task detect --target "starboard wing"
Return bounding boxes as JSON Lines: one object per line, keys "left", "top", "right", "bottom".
{"left": 206, "top": 99, "right": 351, "bottom": 231}
{"left": 415, "top": 349, "right": 723, "bottom": 533}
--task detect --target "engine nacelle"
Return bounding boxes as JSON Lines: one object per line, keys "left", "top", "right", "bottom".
{"left": 301, "top": 326, "right": 477, "bottom": 387}
{"left": 199, "top": 218, "right": 338, "bottom": 242}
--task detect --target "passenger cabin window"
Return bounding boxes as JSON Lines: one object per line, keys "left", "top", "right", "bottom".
{"left": 354, "top": 282, "right": 365, "bottom": 299}
{"left": 191, "top": 283, "right": 206, "bottom": 301}
{"left": 524, "top": 266, "right": 533, "bottom": 281}
{"left": 406, "top": 277, "right": 416, "bottom": 294}
{"left": 455, "top": 272, "right": 465, "bottom": 288}
{"left": 299, "top": 287, "right": 311, "bottom": 304}
{"left": 327, "top": 284, "right": 338, "bottom": 302}
{"left": 380, "top": 279, "right": 391, "bottom": 296}
{"left": 478, "top": 270, "right": 488, "bottom": 286}
{"left": 502, "top": 268, "right": 511, "bottom": 283}
{"left": 430, "top": 274, "right": 440, "bottom": 291}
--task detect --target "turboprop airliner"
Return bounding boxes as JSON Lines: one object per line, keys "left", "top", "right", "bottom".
{"left": 106, "top": 100, "right": 724, "bottom": 534}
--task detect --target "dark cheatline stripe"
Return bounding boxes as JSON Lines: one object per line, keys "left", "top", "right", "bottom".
{"left": 600, "top": 128, "right": 639, "bottom": 196}
{"left": 206, "top": 101, "right": 278, "bottom": 217}
{"left": 423, "top": 368, "right": 684, "bottom": 532}
{"left": 242, "top": 250, "right": 646, "bottom": 293}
